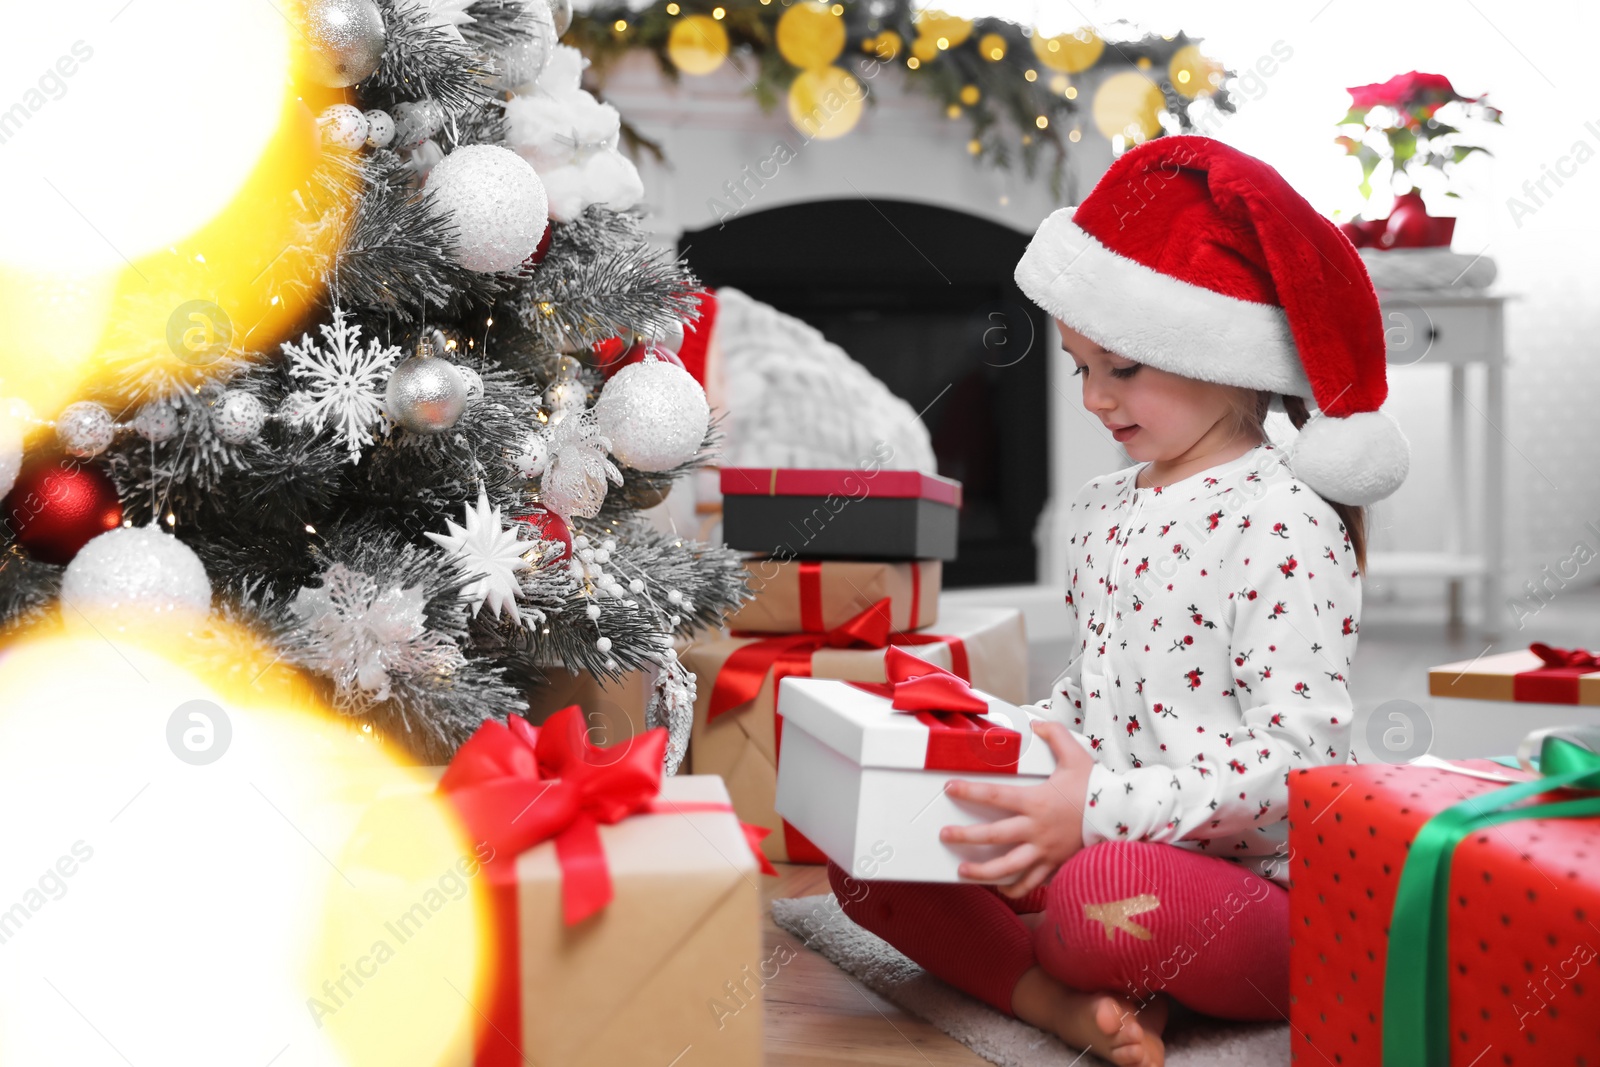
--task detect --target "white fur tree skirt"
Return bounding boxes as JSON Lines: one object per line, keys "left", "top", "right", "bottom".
{"left": 771, "top": 895, "right": 1289, "bottom": 1067}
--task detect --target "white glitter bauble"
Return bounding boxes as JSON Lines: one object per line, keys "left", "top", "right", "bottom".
{"left": 213, "top": 391, "right": 268, "bottom": 444}
{"left": 593, "top": 356, "right": 709, "bottom": 471}
{"left": 60, "top": 526, "right": 212, "bottom": 625}
{"left": 456, "top": 364, "right": 484, "bottom": 403}
{"left": 57, "top": 401, "right": 116, "bottom": 458}
{"left": 513, "top": 430, "right": 548, "bottom": 478}
{"left": 499, "top": 0, "right": 558, "bottom": 89}
{"left": 385, "top": 353, "right": 467, "bottom": 433}
{"left": 0, "top": 406, "right": 21, "bottom": 500}
{"left": 544, "top": 378, "right": 586, "bottom": 414}
{"left": 131, "top": 403, "right": 180, "bottom": 442}
{"left": 425, "top": 145, "right": 549, "bottom": 273}
{"left": 318, "top": 104, "right": 369, "bottom": 149}
{"left": 393, "top": 99, "right": 445, "bottom": 148}
{"left": 363, "top": 108, "right": 395, "bottom": 148}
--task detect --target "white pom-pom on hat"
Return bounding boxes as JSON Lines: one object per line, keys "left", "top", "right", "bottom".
{"left": 1289, "top": 409, "right": 1412, "bottom": 507}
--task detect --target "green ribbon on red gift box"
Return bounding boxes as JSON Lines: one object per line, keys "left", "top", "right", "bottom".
{"left": 1384, "top": 729, "right": 1600, "bottom": 1066}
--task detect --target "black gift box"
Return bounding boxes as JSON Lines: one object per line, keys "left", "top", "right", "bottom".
{"left": 719, "top": 468, "right": 961, "bottom": 561}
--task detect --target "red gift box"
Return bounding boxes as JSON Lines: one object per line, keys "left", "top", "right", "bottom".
{"left": 1288, "top": 743, "right": 1600, "bottom": 1066}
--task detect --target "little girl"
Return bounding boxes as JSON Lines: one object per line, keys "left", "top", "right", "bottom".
{"left": 826, "top": 136, "right": 1411, "bottom": 1066}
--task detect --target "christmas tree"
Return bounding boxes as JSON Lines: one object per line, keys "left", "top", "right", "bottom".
{"left": 0, "top": 0, "right": 748, "bottom": 767}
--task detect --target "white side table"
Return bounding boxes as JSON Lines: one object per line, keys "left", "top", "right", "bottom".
{"left": 1371, "top": 290, "right": 1510, "bottom": 640}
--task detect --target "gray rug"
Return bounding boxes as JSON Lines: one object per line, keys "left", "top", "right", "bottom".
{"left": 771, "top": 894, "right": 1288, "bottom": 1067}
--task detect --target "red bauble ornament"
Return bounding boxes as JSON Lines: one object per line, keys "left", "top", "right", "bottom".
{"left": 598, "top": 340, "right": 684, "bottom": 380}
{"left": 522, "top": 222, "right": 554, "bottom": 268}
{"left": 517, "top": 506, "right": 572, "bottom": 565}
{"left": 2, "top": 456, "right": 123, "bottom": 565}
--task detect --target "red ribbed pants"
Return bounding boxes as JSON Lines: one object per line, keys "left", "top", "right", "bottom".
{"left": 826, "top": 840, "right": 1288, "bottom": 1020}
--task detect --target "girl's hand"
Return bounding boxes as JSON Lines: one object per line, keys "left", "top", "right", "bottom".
{"left": 939, "top": 720, "right": 1096, "bottom": 898}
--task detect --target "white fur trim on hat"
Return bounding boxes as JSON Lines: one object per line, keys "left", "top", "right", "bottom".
{"left": 1015, "top": 212, "right": 1314, "bottom": 398}
{"left": 1288, "top": 409, "right": 1411, "bottom": 506}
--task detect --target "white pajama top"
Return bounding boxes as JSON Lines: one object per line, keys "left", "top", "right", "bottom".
{"left": 1042, "top": 441, "right": 1362, "bottom": 886}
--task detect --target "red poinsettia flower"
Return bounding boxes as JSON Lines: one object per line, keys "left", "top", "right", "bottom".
{"left": 1346, "top": 71, "right": 1476, "bottom": 109}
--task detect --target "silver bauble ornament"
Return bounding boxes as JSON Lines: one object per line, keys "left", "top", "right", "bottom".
{"left": 213, "top": 391, "right": 268, "bottom": 444}
{"left": 363, "top": 108, "right": 395, "bottom": 148}
{"left": 57, "top": 401, "right": 116, "bottom": 458}
{"left": 303, "top": 0, "right": 387, "bottom": 88}
{"left": 425, "top": 144, "right": 549, "bottom": 273}
{"left": 499, "top": 0, "right": 558, "bottom": 89}
{"left": 131, "top": 402, "right": 180, "bottom": 442}
{"left": 456, "top": 364, "right": 485, "bottom": 403}
{"left": 385, "top": 352, "right": 467, "bottom": 433}
{"left": 393, "top": 99, "right": 445, "bottom": 148}
{"left": 545, "top": 0, "right": 573, "bottom": 38}
{"left": 593, "top": 355, "right": 710, "bottom": 472}
{"left": 60, "top": 525, "right": 213, "bottom": 626}
{"left": 318, "top": 103, "right": 369, "bottom": 149}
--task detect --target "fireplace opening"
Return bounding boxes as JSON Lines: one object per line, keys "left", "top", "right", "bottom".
{"left": 681, "top": 198, "right": 1052, "bottom": 588}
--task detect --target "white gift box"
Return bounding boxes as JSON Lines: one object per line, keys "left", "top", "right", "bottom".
{"left": 774, "top": 676, "right": 1057, "bottom": 884}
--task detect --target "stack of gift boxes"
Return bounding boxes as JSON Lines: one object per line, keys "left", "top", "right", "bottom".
{"left": 682, "top": 466, "right": 1031, "bottom": 866}
{"left": 366, "top": 465, "right": 1044, "bottom": 1066}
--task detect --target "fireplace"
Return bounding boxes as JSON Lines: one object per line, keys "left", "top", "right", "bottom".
{"left": 681, "top": 198, "right": 1052, "bottom": 588}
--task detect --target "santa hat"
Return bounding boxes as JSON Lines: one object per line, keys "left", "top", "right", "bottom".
{"left": 1014, "top": 135, "right": 1409, "bottom": 507}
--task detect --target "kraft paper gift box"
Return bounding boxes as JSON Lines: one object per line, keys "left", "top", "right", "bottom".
{"left": 1427, "top": 643, "right": 1600, "bottom": 758}
{"left": 1287, "top": 735, "right": 1600, "bottom": 1066}
{"left": 726, "top": 557, "right": 942, "bottom": 634}
{"left": 774, "top": 668, "right": 1057, "bottom": 883}
{"left": 682, "top": 604, "right": 1028, "bottom": 864}
{"left": 433, "top": 710, "right": 769, "bottom": 1067}
{"left": 720, "top": 467, "right": 962, "bottom": 561}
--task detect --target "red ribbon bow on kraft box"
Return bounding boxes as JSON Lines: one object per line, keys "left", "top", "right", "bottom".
{"left": 435, "top": 706, "right": 776, "bottom": 1067}
{"left": 1430, "top": 642, "right": 1600, "bottom": 706}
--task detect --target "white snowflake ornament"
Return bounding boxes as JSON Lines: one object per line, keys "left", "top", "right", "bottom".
{"left": 281, "top": 307, "right": 401, "bottom": 463}
{"left": 426, "top": 487, "right": 533, "bottom": 624}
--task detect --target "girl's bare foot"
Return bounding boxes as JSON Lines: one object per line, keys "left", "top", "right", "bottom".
{"left": 1012, "top": 967, "right": 1168, "bottom": 1066}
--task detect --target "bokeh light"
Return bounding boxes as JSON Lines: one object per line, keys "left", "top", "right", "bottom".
{"left": 668, "top": 14, "right": 730, "bottom": 75}
{"left": 0, "top": 616, "right": 484, "bottom": 1067}
{"left": 776, "top": 1, "right": 846, "bottom": 70}
{"left": 1093, "top": 69, "right": 1166, "bottom": 142}
{"left": 788, "top": 67, "right": 864, "bottom": 140}
{"left": 1030, "top": 27, "right": 1104, "bottom": 73}
{"left": 0, "top": 1, "right": 335, "bottom": 417}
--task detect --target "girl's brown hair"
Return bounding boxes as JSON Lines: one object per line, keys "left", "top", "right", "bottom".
{"left": 1225, "top": 390, "right": 1369, "bottom": 576}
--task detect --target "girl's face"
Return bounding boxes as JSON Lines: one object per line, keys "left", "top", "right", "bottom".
{"left": 1056, "top": 318, "right": 1249, "bottom": 463}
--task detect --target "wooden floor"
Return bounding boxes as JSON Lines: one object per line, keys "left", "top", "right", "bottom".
{"left": 761, "top": 862, "right": 991, "bottom": 1065}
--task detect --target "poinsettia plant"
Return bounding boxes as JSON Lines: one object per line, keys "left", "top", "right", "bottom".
{"left": 1336, "top": 71, "right": 1500, "bottom": 203}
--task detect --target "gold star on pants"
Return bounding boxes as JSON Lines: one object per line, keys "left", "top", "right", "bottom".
{"left": 1082, "top": 894, "right": 1160, "bottom": 941}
